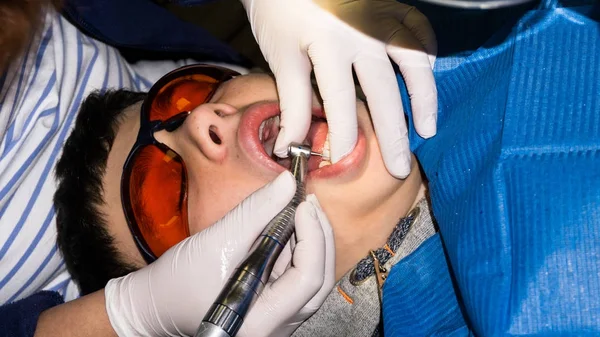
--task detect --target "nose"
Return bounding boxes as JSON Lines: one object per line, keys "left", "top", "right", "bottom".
{"left": 155, "top": 103, "right": 239, "bottom": 162}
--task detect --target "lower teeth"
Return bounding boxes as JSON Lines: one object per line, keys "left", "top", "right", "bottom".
{"left": 321, "top": 133, "right": 331, "bottom": 160}
{"left": 318, "top": 160, "right": 332, "bottom": 168}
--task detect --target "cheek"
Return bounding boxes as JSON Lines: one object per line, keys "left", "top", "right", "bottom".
{"left": 306, "top": 129, "right": 401, "bottom": 220}
{"left": 186, "top": 167, "right": 274, "bottom": 235}
{"left": 365, "top": 134, "right": 392, "bottom": 181}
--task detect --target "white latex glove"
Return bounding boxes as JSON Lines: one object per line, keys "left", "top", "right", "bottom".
{"left": 105, "top": 171, "right": 335, "bottom": 337}
{"left": 241, "top": 0, "right": 437, "bottom": 178}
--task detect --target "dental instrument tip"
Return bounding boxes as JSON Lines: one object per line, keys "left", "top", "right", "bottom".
{"left": 310, "top": 151, "right": 330, "bottom": 161}
{"left": 287, "top": 143, "right": 330, "bottom": 161}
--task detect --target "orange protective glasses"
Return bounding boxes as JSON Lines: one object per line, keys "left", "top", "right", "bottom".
{"left": 121, "top": 64, "right": 240, "bottom": 263}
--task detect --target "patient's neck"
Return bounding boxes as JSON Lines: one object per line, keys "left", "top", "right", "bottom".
{"left": 332, "top": 158, "right": 426, "bottom": 281}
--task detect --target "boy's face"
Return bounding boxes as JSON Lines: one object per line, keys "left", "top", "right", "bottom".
{"left": 102, "top": 73, "right": 413, "bottom": 267}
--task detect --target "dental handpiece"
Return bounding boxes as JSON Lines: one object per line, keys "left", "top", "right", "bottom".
{"left": 195, "top": 143, "right": 313, "bottom": 337}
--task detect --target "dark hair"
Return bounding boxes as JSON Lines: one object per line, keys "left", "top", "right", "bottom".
{"left": 54, "top": 89, "right": 146, "bottom": 295}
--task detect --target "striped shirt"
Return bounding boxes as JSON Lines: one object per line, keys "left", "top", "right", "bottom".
{"left": 0, "top": 9, "right": 217, "bottom": 304}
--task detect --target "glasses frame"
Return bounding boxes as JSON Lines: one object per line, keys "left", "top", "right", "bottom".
{"left": 121, "top": 64, "right": 240, "bottom": 263}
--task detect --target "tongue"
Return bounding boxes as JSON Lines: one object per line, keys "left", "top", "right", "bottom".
{"left": 306, "top": 121, "right": 328, "bottom": 172}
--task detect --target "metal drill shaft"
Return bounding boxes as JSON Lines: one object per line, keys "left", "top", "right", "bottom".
{"left": 195, "top": 143, "right": 311, "bottom": 337}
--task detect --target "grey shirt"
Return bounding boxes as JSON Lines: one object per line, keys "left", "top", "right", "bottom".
{"left": 292, "top": 198, "right": 436, "bottom": 337}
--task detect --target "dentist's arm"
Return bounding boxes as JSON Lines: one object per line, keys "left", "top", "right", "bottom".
{"left": 35, "top": 172, "right": 335, "bottom": 337}
{"left": 241, "top": 0, "right": 437, "bottom": 178}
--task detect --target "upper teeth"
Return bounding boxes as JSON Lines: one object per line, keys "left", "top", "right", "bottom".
{"left": 258, "top": 122, "right": 265, "bottom": 142}
{"left": 258, "top": 116, "right": 280, "bottom": 142}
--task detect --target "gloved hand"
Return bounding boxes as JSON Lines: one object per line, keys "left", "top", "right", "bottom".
{"left": 105, "top": 172, "right": 335, "bottom": 337}
{"left": 240, "top": 0, "right": 437, "bottom": 178}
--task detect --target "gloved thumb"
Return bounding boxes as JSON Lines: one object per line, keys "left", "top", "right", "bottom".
{"left": 241, "top": 199, "right": 330, "bottom": 336}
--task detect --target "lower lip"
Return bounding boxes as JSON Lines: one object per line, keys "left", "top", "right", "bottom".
{"left": 238, "top": 102, "right": 367, "bottom": 179}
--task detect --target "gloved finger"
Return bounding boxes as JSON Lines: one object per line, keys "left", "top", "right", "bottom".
{"left": 274, "top": 200, "right": 326, "bottom": 300}
{"left": 273, "top": 54, "right": 314, "bottom": 158}
{"left": 201, "top": 171, "right": 296, "bottom": 261}
{"left": 302, "top": 194, "right": 335, "bottom": 310}
{"left": 271, "top": 238, "right": 293, "bottom": 280}
{"left": 245, "top": 200, "right": 327, "bottom": 333}
{"left": 386, "top": 26, "right": 438, "bottom": 139}
{"left": 354, "top": 52, "right": 411, "bottom": 178}
{"left": 309, "top": 45, "right": 358, "bottom": 163}
{"left": 392, "top": 5, "right": 437, "bottom": 68}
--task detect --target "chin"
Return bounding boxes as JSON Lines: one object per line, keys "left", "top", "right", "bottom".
{"left": 237, "top": 101, "right": 369, "bottom": 181}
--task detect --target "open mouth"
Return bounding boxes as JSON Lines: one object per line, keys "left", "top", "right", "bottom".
{"left": 238, "top": 102, "right": 366, "bottom": 179}
{"left": 258, "top": 114, "right": 331, "bottom": 171}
